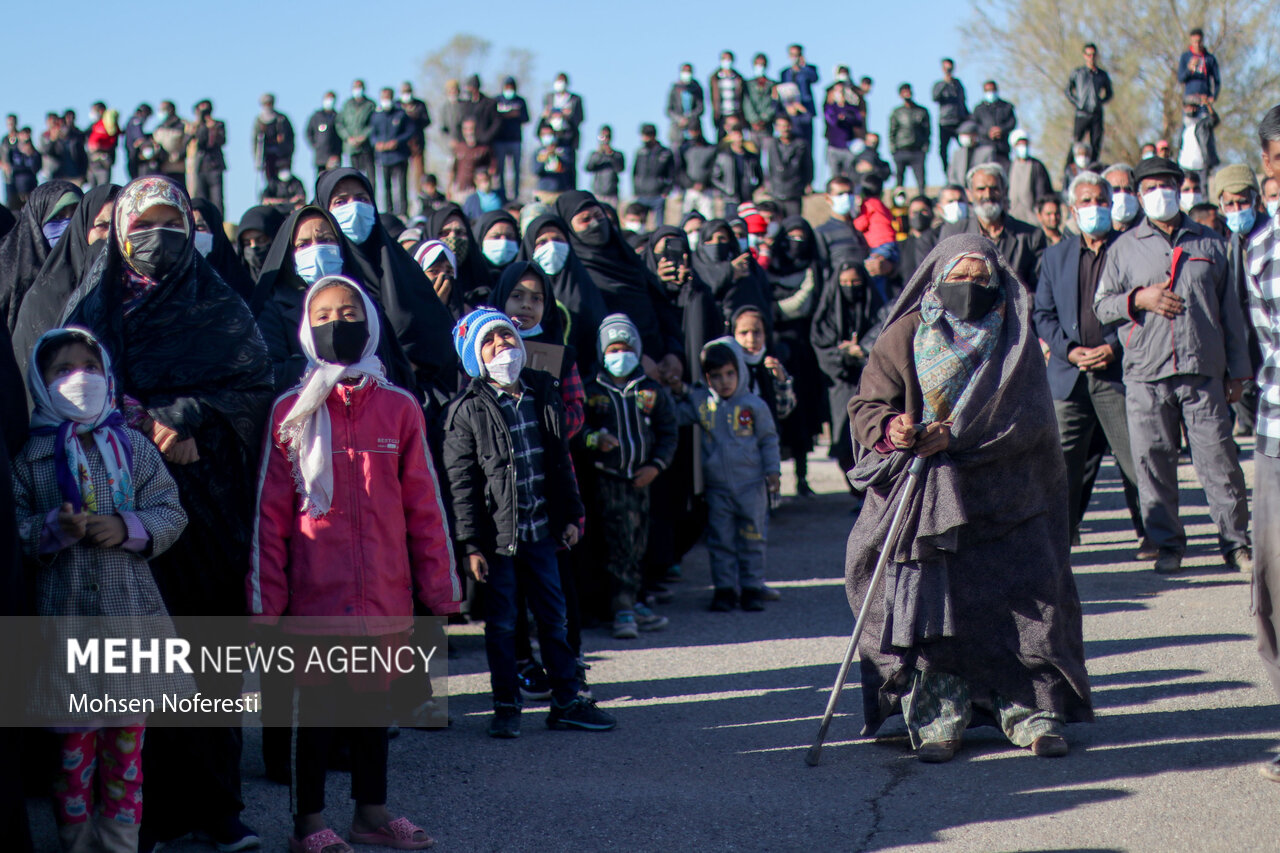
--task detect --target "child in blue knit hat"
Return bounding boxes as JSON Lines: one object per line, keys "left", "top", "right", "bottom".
{"left": 443, "top": 308, "right": 617, "bottom": 738}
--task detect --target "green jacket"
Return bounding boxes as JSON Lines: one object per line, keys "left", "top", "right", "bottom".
{"left": 888, "top": 101, "right": 930, "bottom": 153}
{"left": 743, "top": 77, "right": 779, "bottom": 129}
{"left": 337, "top": 97, "right": 375, "bottom": 154}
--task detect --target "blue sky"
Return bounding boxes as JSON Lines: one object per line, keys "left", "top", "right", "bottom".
{"left": 7, "top": 1, "right": 997, "bottom": 221}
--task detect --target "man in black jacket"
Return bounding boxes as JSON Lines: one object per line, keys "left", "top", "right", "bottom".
{"left": 932, "top": 58, "right": 968, "bottom": 172}
{"left": 461, "top": 75, "right": 502, "bottom": 147}
{"left": 306, "top": 91, "right": 342, "bottom": 176}
{"left": 190, "top": 100, "right": 226, "bottom": 213}
{"left": 444, "top": 309, "right": 614, "bottom": 737}
{"left": 972, "top": 80, "right": 1017, "bottom": 165}
{"left": 1065, "top": 43, "right": 1113, "bottom": 160}
{"left": 632, "top": 123, "right": 675, "bottom": 226}
{"left": 760, "top": 115, "right": 811, "bottom": 218}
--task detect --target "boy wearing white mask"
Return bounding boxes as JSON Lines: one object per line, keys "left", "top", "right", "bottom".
{"left": 444, "top": 308, "right": 615, "bottom": 737}
{"left": 1094, "top": 156, "right": 1253, "bottom": 576}
{"left": 13, "top": 327, "right": 189, "bottom": 853}
{"left": 579, "top": 314, "right": 678, "bottom": 639}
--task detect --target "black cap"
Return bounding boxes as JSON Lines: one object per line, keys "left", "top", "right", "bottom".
{"left": 1133, "top": 156, "right": 1183, "bottom": 185}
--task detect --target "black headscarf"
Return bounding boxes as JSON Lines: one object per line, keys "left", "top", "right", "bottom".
{"left": 0, "top": 205, "right": 15, "bottom": 242}
{"left": 472, "top": 209, "right": 521, "bottom": 304}
{"left": 379, "top": 212, "right": 406, "bottom": 241}
{"left": 61, "top": 176, "right": 274, "bottom": 614}
{"left": 554, "top": 190, "right": 683, "bottom": 363}
{"left": 192, "top": 197, "right": 255, "bottom": 302}
{"left": 810, "top": 257, "right": 885, "bottom": 353}
{"left": 315, "top": 168, "right": 457, "bottom": 395}
{"left": 691, "top": 218, "right": 771, "bottom": 331}
{"left": 516, "top": 212, "right": 608, "bottom": 375}
{"left": 0, "top": 180, "right": 83, "bottom": 332}
{"left": 642, "top": 226, "right": 722, "bottom": 382}
{"left": 234, "top": 204, "right": 287, "bottom": 282}
{"left": 11, "top": 184, "right": 119, "bottom": 378}
{"left": 769, "top": 215, "right": 821, "bottom": 279}
{"left": 248, "top": 204, "right": 417, "bottom": 393}
{"left": 488, "top": 260, "right": 577, "bottom": 378}
{"left": 424, "top": 202, "right": 489, "bottom": 312}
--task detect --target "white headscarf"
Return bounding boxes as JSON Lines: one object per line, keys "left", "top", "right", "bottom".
{"left": 278, "top": 275, "right": 385, "bottom": 517}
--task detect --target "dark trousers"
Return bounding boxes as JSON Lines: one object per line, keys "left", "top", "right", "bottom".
{"left": 484, "top": 536, "right": 578, "bottom": 706}
{"left": 593, "top": 474, "right": 650, "bottom": 613}
{"left": 291, "top": 686, "right": 388, "bottom": 817}
{"left": 939, "top": 123, "right": 961, "bottom": 172}
{"left": 1054, "top": 373, "right": 1142, "bottom": 539}
{"left": 492, "top": 141, "right": 523, "bottom": 200}
{"left": 515, "top": 549, "right": 582, "bottom": 662}
{"left": 775, "top": 198, "right": 803, "bottom": 218}
{"left": 350, "top": 149, "right": 374, "bottom": 182}
{"left": 194, "top": 170, "right": 224, "bottom": 214}
{"left": 1072, "top": 110, "right": 1104, "bottom": 158}
{"left": 893, "top": 150, "right": 927, "bottom": 191}
{"left": 381, "top": 161, "right": 409, "bottom": 216}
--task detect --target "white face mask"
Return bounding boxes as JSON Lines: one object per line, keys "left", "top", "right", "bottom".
{"left": 352, "top": 87, "right": 365, "bottom": 99}
{"left": 958, "top": 135, "right": 974, "bottom": 148}
{"left": 50, "top": 371, "right": 109, "bottom": 424}
{"left": 1268, "top": 199, "right": 1280, "bottom": 218}
{"left": 720, "top": 58, "right": 733, "bottom": 71}
{"left": 484, "top": 346, "right": 525, "bottom": 386}
{"left": 680, "top": 71, "right": 693, "bottom": 84}
{"left": 1111, "top": 191, "right": 1140, "bottom": 224}
{"left": 1142, "top": 187, "right": 1180, "bottom": 222}
{"left": 400, "top": 92, "right": 412, "bottom": 103}
{"left": 1074, "top": 154, "right": 1089, "bottom": 169}
{"left": 941, "top": 200, "right": 969, "bottom": 223}
{"left": 323, "top": 97, "right": 336, "bottom": 110}
{"left": 534, "top": 240, "right": 570, "bottom": 275}
{"left": 193, "top": 231, "right": 214, "bottom": 257}
{"left": 1179, "top": 191, "right": 1205, "bottom": 212}
{"left": 553, "top": 79, "right": 567, "bottom": 93}
{"left": 1013, "top": 143, "right": 1029, "bottom": 160}
{"left": 379, "top": 98, "right": 393, "bottom": 110}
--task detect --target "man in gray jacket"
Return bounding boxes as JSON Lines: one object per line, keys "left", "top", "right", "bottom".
{"left": 759, "top": 115, "right": 811, "bottom": 217}
{"left": 1094, "top": 156, "right": 1252, "bottom": 575}
{"left": 1065, "top": 43, "right": 1113, "bottom": 159}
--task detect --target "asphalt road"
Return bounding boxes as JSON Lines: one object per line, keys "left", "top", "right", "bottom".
{"left": 27, "top": 439, "right": 1280, "bottom": 852}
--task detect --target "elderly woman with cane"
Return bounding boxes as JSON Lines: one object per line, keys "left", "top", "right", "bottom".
{"left": 843, "top": 233, "right": 1092, "bottom": 763}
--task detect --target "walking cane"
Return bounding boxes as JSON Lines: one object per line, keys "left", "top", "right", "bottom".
{"left": 805, "top": 454, "right": 928, "bottom": 766}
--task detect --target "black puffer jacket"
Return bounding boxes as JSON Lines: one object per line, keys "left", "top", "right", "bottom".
{"left": 443, "top": 369, "right": 583, "bottom": 557}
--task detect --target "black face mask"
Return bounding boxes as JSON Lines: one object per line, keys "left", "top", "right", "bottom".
{"left": 312, "top": 319, "right": 370, "bottom": 365}
{"left": 909, "top": 212, "right": 933, "bottom": 233}
{"left": 936, "top": 281, "right": 1001, "bottom": 322}
{"left": 127, "top": 226, "right": 189, "bottom": 280}
{"left": 709, "top": 241, "right": 734, "bottom": 262}
{"left": 575, "top": 219, "right": 609, "bottom": 247}
{"left": 242, "top": 243, "right": 270, "bottom": 274}
{"left": 788, "top": 238, "right": 812, "bottom": 264}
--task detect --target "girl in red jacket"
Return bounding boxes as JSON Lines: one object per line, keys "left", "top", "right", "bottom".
{"left": 249, "top": 275, "right": 458, "bottom": 853}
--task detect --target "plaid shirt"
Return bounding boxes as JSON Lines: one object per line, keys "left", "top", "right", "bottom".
{"left": 1247, "top": 210, "right": 1280, "bottom": 458}
{"left": 494, "top": 383, "right": 550, "bottom": 543}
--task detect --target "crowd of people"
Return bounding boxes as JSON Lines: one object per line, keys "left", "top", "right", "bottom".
{"left": 2, "top": 28, "right": 1280, "bottom": 853}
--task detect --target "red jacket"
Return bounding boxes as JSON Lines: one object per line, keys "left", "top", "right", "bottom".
{"left": 249, "top": 379, "right": 460, "bottom": 635}
{"left": 854, "top": 197, "right": 896, "bottom": 248}
{"left": 87, "top": 120, "right": 118, "bottom": 154}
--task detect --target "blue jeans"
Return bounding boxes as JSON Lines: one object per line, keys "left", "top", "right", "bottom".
{"left": 483, "top": 536, "right": 578, "bottom": 705}
{"left": 492, "top": 141, "right": 523, "bottom": 200}
{"left": 634, "top": 194, "right": 667, "bottom": 227}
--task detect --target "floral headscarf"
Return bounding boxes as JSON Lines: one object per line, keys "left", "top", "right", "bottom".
{"left": 112, "top": 177, "right": 192, "bottom": 311}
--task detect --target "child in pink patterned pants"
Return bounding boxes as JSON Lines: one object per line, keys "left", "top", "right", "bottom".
{"left": 53, "top": 726, "right": 145, "bottom": 852}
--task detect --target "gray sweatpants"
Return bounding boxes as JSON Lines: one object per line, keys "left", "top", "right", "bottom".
{"left": 1126, "top": 374, "right": 1250, "bottom": 556}
{"left": 1253, "top": 453, "right": 1280, "bottom": 697}
{"left": 705, "top": 483, "right": 768, "bottom": 592}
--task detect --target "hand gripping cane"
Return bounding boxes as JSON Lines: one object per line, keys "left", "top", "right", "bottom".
{"left": 806, "top": 454, "right": 928, "bottom": 766}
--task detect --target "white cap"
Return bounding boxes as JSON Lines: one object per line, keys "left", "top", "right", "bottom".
{"left": 1009, "top": 128, "right": 1028, "bottom": 146}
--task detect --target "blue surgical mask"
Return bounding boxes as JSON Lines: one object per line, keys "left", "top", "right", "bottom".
{"left": 1225, "top": 207, "right": 1256, "bottom": 235}
{"left": 482, "top": 238, "right": 518, "bottom": 266}
{"left": 333, "top": 200, "right": 375, "bottom": 244}
{"left": 533, "top": 240, "right": 570, "bottom": 275}
{"left": 294, "top": 242, "right": 344, "bottom": 284}
{"left": 604, "top": 350, "right": 639, "bottom": 378}
{"left": 1075, "top": 204, "right": 1112, "bottom": 237}
{"left": 984, "top": 90, "right": 998, "bottom": 103}
{"left": 1268, "top": 200, "right": 1280, "bottom": 218}
{"left": 516, "top": 322, "right": 544, "bottom": 339}
{"left": 42, "top": 219, "right": 70, "bottom": 247}
{"left": 831, "top": 193, "right": 852, "bottom": 216}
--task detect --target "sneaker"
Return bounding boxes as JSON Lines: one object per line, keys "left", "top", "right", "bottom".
{"left": 488, "top": 702, "right": 521, "bottom": 738}
{"left": 576, "top": 658, "right": 594, "bottom": 701}
{"left": 740, "top": 587, "right": 766, "bottom": 612}
{"left": 517, "top": 659, "right": 552, "bottom": 701}
{"left": 1154, "top": 549, "right": 1183, "bottom": 574}
{"left": 796, "top": 479, "right": 816, "bottom": 498}
{"left": 760, "top": 585, "right": 782, "bottom": 602}
{"left": 708, "top": 588, "right": 738, "bottom": 612}
{"left": 1227, "top": 547, "right": 1254, "bottom": 574}
{"left": 641, "top": 584, "right": 675, "bottom": 605}
{"left": 633, "top": 602, "right": 669, "bottom": 632}
{"left": 547, "top": 697, "right": 617, "bottom": 731}
{"left": 1136, "top": 538, "right": 1159, "bottom": 560}
{"left": 206, "top": 817, "right": 261, "bottom": 852}
{"left": 612, "top": 610, "right": 639, "bottom": 639}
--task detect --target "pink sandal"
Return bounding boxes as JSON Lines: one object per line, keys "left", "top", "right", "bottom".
{"left": 290, "top": 828, "right": 353, "bottom": 853}
{"left": 349, "top": 816, "right": 435, "bottom": 849}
